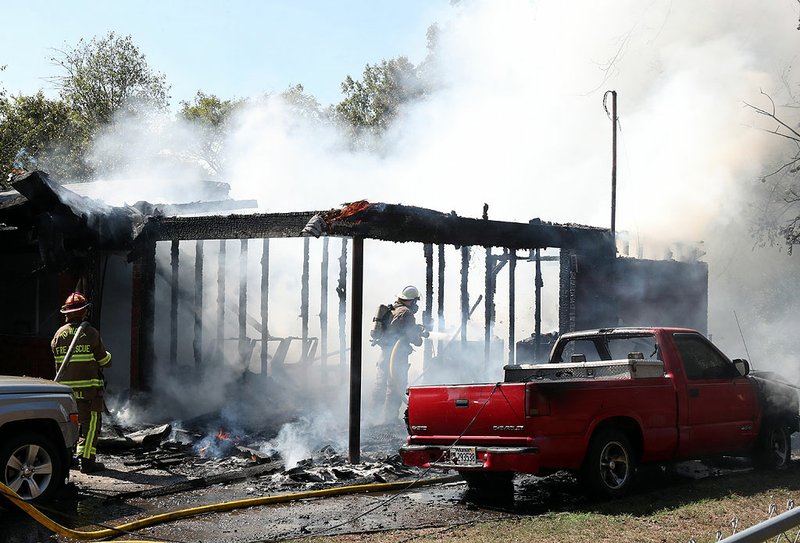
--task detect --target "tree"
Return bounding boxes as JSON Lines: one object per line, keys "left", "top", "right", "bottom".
{"left": 746, "top": 93, "right": 800, "bottom": 254}
{"left": 280, "top": 84, "right": 325, "bottom": 122}
{"left": 51, "top": 32, "right": 169, "bottom": 128}
{"left": 334, "top": 57, "right": 427, "bottom": 147}
{"left": 0, "top": 92, "right": 87, "bottom": 183}
{"left": 179, "top": 91, "right": 243, "bottom": 175}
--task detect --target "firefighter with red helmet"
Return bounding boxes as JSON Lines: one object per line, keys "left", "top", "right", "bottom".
{"left": 51, "top": 292, "right": 111, "bottom": 473}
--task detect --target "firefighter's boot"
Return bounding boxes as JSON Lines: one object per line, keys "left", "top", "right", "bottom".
{"left": 80, "top": 458, "right": 106, "bottom": 474}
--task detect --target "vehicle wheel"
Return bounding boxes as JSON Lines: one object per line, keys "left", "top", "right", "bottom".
{"left": 582, "top": 428, "right": 637, "bottom": 498}
{"left": 0, "top": 432, "right": 65, "bottom": 503}
{"left": 754, "top": 424, "right": 791, "bottom": 470}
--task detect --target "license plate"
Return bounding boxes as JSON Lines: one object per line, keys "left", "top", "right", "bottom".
{"left": 449, "top": 446, "right": 478, "bottom": 465}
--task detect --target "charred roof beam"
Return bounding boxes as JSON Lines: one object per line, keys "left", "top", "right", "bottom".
{"left": 140, "top": 203, "right": 614, "bottom": 254}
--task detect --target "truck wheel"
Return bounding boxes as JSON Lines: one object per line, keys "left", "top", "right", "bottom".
{"left": 582, "top": 429, "right": 637, "bottom": 498}
{"left": 0, "top": 433, "right": 65, "bottom": 503}
{"left": 754, "top": 424, "right": 791, "bottom": 470}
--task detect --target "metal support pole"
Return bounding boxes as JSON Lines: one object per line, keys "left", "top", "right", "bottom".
{"left": 170, "top": 240, "right": 179, "bottom": 367}
{"left": 217, "top": 240, "right": 226, "bottom": 354}
{"left": 484, "top": 246, "right": 492, "bottom": 370}
{"left": 460, "top": 246, "right": 470, "bottom": 345}
{"left": 534, "top": 248, "right": 543, "bottom": 361}
{"left": 423, "top": 243, "right": 433, "bottom": 371}
{"left": 261, "top": 239, "right": 270, "bottom": 375}
{"left": 723, "top": 506, "right": 800, "bottom": 543}
{"left": 348, "top": 237, "right": 364, "bottom": 464}
{"left": 239, "top": 239, "right": 248, "bottom": 369}
{"left": 508, "top": 250, "right": 516, "bottom": 366}
{"left": 320, "top": 237, "right": 329, "bottom": 373}
{"left": 437, "top": 244, "right": 445, "bottom": 354}
{"left": 337, "top": 239, "right": 348, "bottom": 369}
{"left": 301, "top": 237, "right": 310, "bottom": 362}
{"left": 194, "top": 240, "right": 204, "bottom": 369}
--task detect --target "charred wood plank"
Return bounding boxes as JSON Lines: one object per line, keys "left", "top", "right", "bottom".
{"left": 194, "top": 240, "right": 204, "bottom": 368}
{"left": 110, "top": 460, "right": 285, "bottom": 501}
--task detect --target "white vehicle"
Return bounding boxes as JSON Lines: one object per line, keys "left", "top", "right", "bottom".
{"left": 0, "top": 376, "right": 79, "bottom": 502}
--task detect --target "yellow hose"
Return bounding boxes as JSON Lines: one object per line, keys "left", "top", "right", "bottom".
{"left": 0, "top": 474, "right": 459, "bottom": 541}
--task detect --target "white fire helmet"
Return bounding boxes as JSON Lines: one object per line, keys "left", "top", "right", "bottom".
{"left": 397, "top": 285, "right": 420, "bottom": 301}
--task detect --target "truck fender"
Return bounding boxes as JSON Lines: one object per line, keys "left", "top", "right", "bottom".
{"left": 583, "top": 415, "right": 645, "bottom": 461}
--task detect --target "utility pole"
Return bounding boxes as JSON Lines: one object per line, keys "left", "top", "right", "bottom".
{"left": 605, "top": 90, "right": 618, "bottom": 237}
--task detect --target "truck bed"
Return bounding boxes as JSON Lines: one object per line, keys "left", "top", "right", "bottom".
{"left": 405, "top": 375, "right": 678, "bottom": 472}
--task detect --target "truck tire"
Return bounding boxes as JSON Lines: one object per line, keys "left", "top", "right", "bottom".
{"left": 0, "top": 432, "right": 65, "bottom": 503}
{"left": 754, "top": 424, "right": 791, "bottom": 470}
{"left": 582, "top": 428, "right": 637, "bottom": 498}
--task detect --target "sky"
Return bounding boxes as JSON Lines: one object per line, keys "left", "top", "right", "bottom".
{"left": 0, "top": 0, "right": 449, "bottom": 107}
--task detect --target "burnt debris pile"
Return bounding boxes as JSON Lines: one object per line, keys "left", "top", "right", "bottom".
{"left": 93, "top": 413, "right": 415, "bottom": 497}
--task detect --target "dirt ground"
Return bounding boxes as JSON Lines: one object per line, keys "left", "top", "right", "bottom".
{"left": 3, "top": 453, "right": 800, "bottom": 543}
{"left": 2, "top": 422, "right": 800, "bottom": 543}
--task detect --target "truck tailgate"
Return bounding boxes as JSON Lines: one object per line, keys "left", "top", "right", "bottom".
{"left": 407, "top": 383, "right": 529, "bottom": 446}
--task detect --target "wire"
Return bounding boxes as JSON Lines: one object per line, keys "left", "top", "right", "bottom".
{"left": 734, "top": 311, "right": 754, "bottom": 369}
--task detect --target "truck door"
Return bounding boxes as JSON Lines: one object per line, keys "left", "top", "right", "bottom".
{"left": 673, "top": 333, "right": 757, "bottom": 456}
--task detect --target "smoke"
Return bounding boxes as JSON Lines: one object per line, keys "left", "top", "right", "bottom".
{"left": 71, "top": 0, "right": 800, "bottom": 453}
{"left": 259, "top": 412, "right": 347, "bottom": 469}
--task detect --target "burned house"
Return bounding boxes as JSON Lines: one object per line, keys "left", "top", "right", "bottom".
{"left": 0, "top": 170, "right": 707, "bottom": 397}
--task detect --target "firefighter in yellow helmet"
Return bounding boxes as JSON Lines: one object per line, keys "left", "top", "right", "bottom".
{"left": 371, "top": 285, "right": 425, "bottom": 424}
{"left": 51, "top": 293, "right": 111, "bottom": 473}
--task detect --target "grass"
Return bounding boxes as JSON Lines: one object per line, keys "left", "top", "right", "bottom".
{"left": 294, "top": 464, "right": 800, "bottom": 543}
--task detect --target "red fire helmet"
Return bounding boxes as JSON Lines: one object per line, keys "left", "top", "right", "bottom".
{"left": 60, "top": 292, "right": 91, "bottom": 314}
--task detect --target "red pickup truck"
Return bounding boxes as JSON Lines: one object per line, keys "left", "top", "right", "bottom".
{"left": 400, "top": 327, "right": 799, "bottom": 496}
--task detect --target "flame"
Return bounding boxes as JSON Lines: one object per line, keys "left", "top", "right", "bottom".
{"left": 216, "top": 428, "right": 230, "bottom": 441}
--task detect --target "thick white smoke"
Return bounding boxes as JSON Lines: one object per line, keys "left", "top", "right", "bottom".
{"left": 76, "top": 0, "right": 800, "bottom": 456}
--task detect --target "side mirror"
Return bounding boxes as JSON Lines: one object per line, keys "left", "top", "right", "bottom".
{"left": 733, "top": 359, "right": 750, "bottom": 377}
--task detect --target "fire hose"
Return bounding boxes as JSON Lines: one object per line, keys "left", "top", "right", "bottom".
{"left": 0, "top": 475, "right": 459, "bottom": 542}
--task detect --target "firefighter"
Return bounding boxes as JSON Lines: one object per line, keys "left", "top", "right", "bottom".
{"left": 51, "top": 292, "right": 111, "bottom": 473}
{"left": 371, "top": 285, "right": 425, "bottom": 424}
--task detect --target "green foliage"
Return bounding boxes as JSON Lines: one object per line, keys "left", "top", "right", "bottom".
{"left": 0, "top": 92, "right": 88, "bottom": 183}
{"left": 178, "top": 91, "right": 243, "bottom": 175}
{"left": 51, "top": 32, "right": 170, "bottom": 128}
{"left": 180, "top": 91, "right": 239, "bottom": 127}
{"left": 280, "top": 84, "right": 325, "bottom": 122}
{"left": 334, "top": 57, "right": 427, "bottom": 146}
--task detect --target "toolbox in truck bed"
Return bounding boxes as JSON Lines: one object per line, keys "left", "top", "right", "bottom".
{"left": 503, "top": 358, "right": 665, "bottom": 382}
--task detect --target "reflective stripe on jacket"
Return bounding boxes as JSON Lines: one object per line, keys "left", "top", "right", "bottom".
{"left": 51, "top": 321, "right": 111, "bottom": 394}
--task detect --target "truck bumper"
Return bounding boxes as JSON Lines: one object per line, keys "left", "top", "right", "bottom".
{"left": 399, "top": 444, "right": 540, "bottom": 474}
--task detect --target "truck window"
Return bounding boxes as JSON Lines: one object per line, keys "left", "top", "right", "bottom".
{"left": 559, "top": 339, "right": 601, "bottom": 362}
{"left": 673, "top": 333, "right": 738, "bottom": 380}
{"left": 606, "top": 335, "right": 660, "bottom": 360}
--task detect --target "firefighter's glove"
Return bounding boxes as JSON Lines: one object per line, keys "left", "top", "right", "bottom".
{"left": 410, "top": 324, "right": 427, "bottom": 346}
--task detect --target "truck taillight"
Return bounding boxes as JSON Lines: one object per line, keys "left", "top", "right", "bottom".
{"left": 69, "top": 413, "right": 79, "bottom": 424}
{"left": 525, "top": 385, "right": 550, "bottom": 416}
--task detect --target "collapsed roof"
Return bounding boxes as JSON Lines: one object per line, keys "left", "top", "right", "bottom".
{"left": 0, "top": 170, "right": 614, "bottom": 270}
